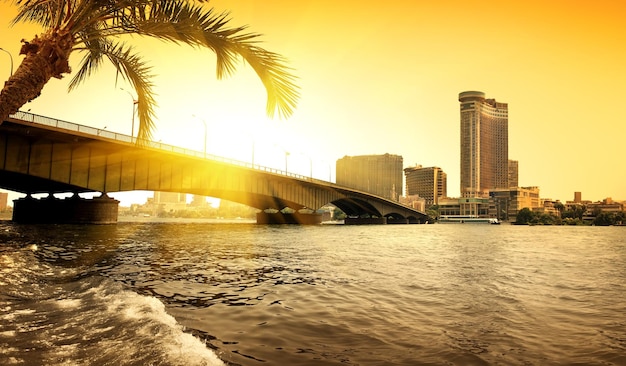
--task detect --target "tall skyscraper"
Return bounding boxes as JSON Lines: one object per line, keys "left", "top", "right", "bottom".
{"left": 336, "top": 154, "right": 403, "bottom": 201}
{"left": 404, "top": 165, "right": 447, "bottom": 206}
{"left": 459, "top": 91, "right": 509, "bottom": 198}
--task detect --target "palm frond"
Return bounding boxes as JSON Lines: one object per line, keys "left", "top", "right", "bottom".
{"left": 97, "top": 41, "right": 157, "bottom": 142}
{"left": 67, "top": 35, "right": 105, "bottom": 90}
{"left": 233, "top": 44, "right": 299, "bottom": 118}
{"left": 6, "top": 0, "right": 299, "bottom": 138}
{"left": 124, "top": 0, "right": 300, "bottom": 117}
{"left": 10, "top": 0, "right": 60, "bottom": 28}
{"left": 128, "top": 1, "right": 245, "bottom": 77}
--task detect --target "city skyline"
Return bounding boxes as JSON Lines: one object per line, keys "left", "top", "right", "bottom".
{"left": 1, "top": 1, "right": 624, "bottom": 205}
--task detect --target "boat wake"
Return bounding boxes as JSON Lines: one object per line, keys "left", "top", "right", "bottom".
{"left": 0, "top": 245, "right": 224, "bottom": 366}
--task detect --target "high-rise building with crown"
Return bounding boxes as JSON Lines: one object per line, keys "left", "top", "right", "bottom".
{"left": 459, "top": 91, "right": 509, "bottom": 198}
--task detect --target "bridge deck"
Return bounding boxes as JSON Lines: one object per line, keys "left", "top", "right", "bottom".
{"left": 1, "top": 112, "right": 428, "bottom": 222}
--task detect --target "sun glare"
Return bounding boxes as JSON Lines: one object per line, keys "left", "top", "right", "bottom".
{"left": 151, "top": 111, "right": 319, "bottom": 180}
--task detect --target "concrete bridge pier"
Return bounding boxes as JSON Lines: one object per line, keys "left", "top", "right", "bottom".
{"left": 12, "top": 193, "right": 119, "bottom": 224}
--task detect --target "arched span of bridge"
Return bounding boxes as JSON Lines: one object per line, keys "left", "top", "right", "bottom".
{"left": 0, "top": 112, "right": 428, "bottom": 223}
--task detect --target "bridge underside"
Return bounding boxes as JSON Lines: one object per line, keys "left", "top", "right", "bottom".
{"left": 1, "top": 114, "right": 429, "bottom": 224}
{"left": 0, "top": 170, "right": 89, "bottom": 194}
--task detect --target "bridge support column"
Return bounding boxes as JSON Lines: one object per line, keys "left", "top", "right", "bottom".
{"left": 256, "top": 212, "right": 323, "bottom": 225}
{"left": 13, "top": 194, "right": 119, "bottom": 224}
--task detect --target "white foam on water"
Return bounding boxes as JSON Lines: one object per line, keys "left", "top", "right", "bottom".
{"left": 1, "top": 247, "right": 225, "bottom": 366}
{"left": 0, "top": 346, "right": 19, "bottom": 354}
{"left": 2, "top": 356, "right": 22, "bottom": 365}
{"left": 2, "top": 308, "right": 36, "bottom": 321}
{"left": 165, "top": 331, "right": 226, "bottom": 366}
{"left": 55, "top": 298, "right": 82, "bottom": 309}
{"left": 91, "top": 281, "right": 226, "bottom": 366}
{"left": 0, "top": 330, "right": 16, "bottom": 337}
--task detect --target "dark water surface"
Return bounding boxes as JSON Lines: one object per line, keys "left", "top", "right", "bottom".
{"left": 1, "top": 221, "right": 625, "bottom": 365}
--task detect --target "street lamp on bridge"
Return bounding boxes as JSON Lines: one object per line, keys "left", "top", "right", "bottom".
{"left": 0, "top": 47, "right": 13, "bottom": 79}
{"left": 201, "top": 119, "right": 207, "bottom": 158}
{"left": 191, "top": 114, "right": 207, "bottom": 158}
{"left": 120, "top": 88, "right": 138, "bottom": 138}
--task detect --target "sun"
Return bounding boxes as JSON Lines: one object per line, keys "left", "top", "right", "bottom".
{"left": 152, "top": 109, "right": 308, "bottom": 176}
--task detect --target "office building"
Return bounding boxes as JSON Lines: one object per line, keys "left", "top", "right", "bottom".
{"left": 508, "top": 159, "right": 518, "bottom": 188}
{"left": 459, "top": 91, "right": 509, "bottom": 198}
{"left": 404, "top": 165, "right": 447, "bottom": 206}
{"left": 399, "top": 195, "right": 426, "bottom": 211}
{"left": 153, "top": 191, "right": 186, "bottom": 204}
{"left": 150, "top": 191, "right": 187, "bottom": 214}
{"left": 0, "top": 192, "right": 7, "bottom": 211}
{"left": 438, "top": 196, "right": 490, "bottom": 218}
{"left": 190, "top": 194, "right": 209, "bottom": 207}
{"left": 489, "top": 186, "right": 541, "bottom": 221}
{"left": 573, "top": 191, "right": 582, "bottom": 204}
{"left": 336, "top": 154, "right": 403, "bottom": 201}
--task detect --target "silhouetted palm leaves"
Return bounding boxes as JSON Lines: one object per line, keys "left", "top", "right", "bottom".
{"left": 0, "top": 0, "right": 299, "bottom": 141}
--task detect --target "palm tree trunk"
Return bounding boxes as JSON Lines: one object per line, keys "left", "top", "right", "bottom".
{"left": 0, "top": 31, "right": 72, "bottom": 123}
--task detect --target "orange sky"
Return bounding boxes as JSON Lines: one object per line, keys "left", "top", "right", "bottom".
{"left": 1, "top": 0, "right": 625, "bottom": 205}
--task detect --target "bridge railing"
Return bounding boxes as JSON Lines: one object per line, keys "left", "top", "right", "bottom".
{"left": 9, "top": 111, "right": 330, "bottom": 184}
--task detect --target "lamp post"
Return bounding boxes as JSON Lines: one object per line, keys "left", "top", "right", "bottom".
{"left": 0, "top": 48, "right": 13, "bottom": 79}
{"left": 285, "top": 151, "right": 290, "bottom": 173}
{"left": 192, "top": 114, "right": 207, "bottom": 158}
{"left": 202, "top": 119, "right": 207, "bottom": 158}
{"left": 120, "top": 88, "right": 137, "bottom": 137}
{"left": 251, "top": 139, "right": 255, "bottom": 168}
{"left": 328, "top": 162, "right": 333, "bottom": 182}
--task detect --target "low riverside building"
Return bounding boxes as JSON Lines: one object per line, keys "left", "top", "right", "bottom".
{"left": 533, "top": 199, "right": 561, "bottom": 217}
{"left": 438, "top": 196, "right": 490, "bottom": 218}
{"left": 489, "top": 186, "right": 541, "bottom": 221}
{"left": 565, "top": 193, "right": 624, "bottom": 216}
{"left": 438, "top": 186, "right": 542, "bottom": 221}
{"left": 586, "top": 198, "right": 624, "bottom": 214}
{"left": 399, "top": 195, "right": 426, "bottom": 212}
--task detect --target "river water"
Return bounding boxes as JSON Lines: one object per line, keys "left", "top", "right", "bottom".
{"left": 1, "top": 220, "right": 625, "bottom": 365}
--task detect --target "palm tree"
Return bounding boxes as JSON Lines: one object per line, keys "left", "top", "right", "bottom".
{"left": 0, "top": 0, "right": 299, "bottom": 141}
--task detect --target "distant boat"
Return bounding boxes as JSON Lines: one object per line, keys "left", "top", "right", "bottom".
{"left": 438, "top": 215, "right": 500, "bottom": 224}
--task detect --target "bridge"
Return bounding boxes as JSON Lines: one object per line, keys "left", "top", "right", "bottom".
{"left": 0, "top": 111, "right": 429, "bottom": 224}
